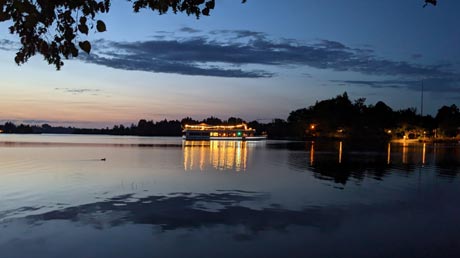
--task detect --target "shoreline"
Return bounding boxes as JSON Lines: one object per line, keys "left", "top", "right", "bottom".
{"left": 391, "top": 138, "right": 460, "bottom": 144}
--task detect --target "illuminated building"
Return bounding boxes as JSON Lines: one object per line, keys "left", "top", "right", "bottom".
{"left": 182, "top": 123, "right": 266, "bottom": 141}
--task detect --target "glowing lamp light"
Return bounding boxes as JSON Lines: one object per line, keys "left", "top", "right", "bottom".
{"left": 237, "top": 131, "right": 242, "bottom": 137}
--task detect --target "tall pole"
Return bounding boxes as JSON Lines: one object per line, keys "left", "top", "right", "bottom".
{"left": 421, "top": 80, "right": 424, "bottom": 118}
{"left": 421, "top": 80, "right": 425, "bottom": 141}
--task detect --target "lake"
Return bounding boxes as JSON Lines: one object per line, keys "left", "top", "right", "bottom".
{"left": 0, "top": 134, "right": 459, "bottom": 258}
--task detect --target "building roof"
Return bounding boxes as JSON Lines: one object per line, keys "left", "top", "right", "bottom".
{"left": 183, "top": 123, "right": 254, "bottom": 132}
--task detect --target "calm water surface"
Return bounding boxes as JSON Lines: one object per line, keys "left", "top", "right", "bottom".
{"left": 0, "top": 134, "right": 459, "bottom": 258}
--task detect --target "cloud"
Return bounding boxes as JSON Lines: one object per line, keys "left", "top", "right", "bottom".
{"left": 2, "top": 28, "right": 459, "bottom": 85}
{"left": 0, "top": 39, "right": 19, "bottom": 51}
{"left": 54, "top": 88, "right": 101, "bottom": 94}
{"left": 332, "top": 77, "right": 460, "bottom": 94}
{"left": 180, "top": 27, "right": 201, "bottom": 33}
{"left": 411, "top": 53, "right": 423, "bottom": 59}
{"left": 315, "top": 39, "right": 348, "bottom": 50}
{"left": 82, "top": 52, "right": 272, "bottom": 78}
{"left": 210, "top": 29, "right": 267, "bottom": 40}
{"left": 333, "top": 80, "right": 404, "bottom": 89}
{"left": 78, "top": 29, "right": 458, "bottom": 81}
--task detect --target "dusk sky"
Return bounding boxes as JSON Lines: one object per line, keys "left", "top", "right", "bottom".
{"left": 0, "top": 0, "right": 459, "bottom": 128}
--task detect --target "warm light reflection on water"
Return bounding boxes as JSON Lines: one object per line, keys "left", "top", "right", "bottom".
{"left": 402, "top": 142, "right": 409, "bottom": 164}
{"left": 338, "top": 141, "right": 343, "bottom": 164}
{"left": 393, "top": 142, "right": 428, "bottom": 165}
{"left": 422, "top": 143, "right": 426, "bottom": 165}
{"left": 308, "top": 141, "right": 432, "bottom": 165}
{"left": 310, "top": 141, "right": 315, "bottom": 166}
{"left": 182, "top": 140, "right": 249, "bottom": 171}
{"left": 387, "top": 142, "right": 391, "bottom": 164}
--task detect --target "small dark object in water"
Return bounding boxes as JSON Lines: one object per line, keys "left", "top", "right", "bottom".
{"left": 101, "top": 158, "right": 106, "bottom": 161}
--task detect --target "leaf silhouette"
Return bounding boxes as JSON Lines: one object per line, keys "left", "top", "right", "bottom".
{"left": 96, "top": 20, "right": 106, "bottom": 32}
{"left": 78, "top": 24, "right": 89, "bottom": 35}
{"left": 79, "top": 41, "right": 91, "bottom": 54}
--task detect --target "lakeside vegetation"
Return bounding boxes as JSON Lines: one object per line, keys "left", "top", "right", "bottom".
{"left": 1, "top": 92, "right": 459, "bottom": 142}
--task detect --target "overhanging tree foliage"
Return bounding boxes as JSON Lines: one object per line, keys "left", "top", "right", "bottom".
{"left": 0, "top": 0, "right": 433, "bottom": 69}
{"left": 0, "top": 0, "right": 246, "bottom": 69}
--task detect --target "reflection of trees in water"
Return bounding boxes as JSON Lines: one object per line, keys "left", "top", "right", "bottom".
{"left": 287, "top": 141, "right": 392, "bottom": 185}
{"left": 431, "top": 144, "right": 460, "bottom": 178}
{"left": 393, "top": 143, "right": 460, "bottom": 178}
{"left": 183, "top": 141, "right": 249, "bottom": 171}
{"left": 313, "top": 153, "right": 391, "bottom": 185}
{"left": 287, "top": 141, "right": 460, "bottom": 185}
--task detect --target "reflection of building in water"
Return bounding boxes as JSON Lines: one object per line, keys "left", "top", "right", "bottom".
{"left": 308, "top": 141, "right": 342, "bottom": 165}
{"left": 310, "top": 142, "right": 315, "bottom": 166}
{"left": 422, "top": 143, "right": 426, "bottom": 165}
{"left": 183, "top": 141, "right": 249, "bottom": 171}
{"left": 402, "top": 142, "right": 409, "bottom": 164}
{"left": 387, "top": 143, "right": 391, "bottom": 165}
{"left": 338, "top": 141, "right": 343, "bottom": 164}
{"left": 388, "top": 142, "right": 428, "bottom": 165}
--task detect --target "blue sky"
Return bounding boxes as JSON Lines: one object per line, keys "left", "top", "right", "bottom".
{"left": 0, "top": 0, "right": 459, "bottom": 127}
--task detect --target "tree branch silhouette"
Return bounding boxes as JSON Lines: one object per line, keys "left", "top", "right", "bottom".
{"left": 0, "top": 0, "right": 241, "bottom": 69}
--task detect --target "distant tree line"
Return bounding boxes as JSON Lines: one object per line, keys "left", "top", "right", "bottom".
{"left": 0, "top": 122, "right": 74, "bottom": 134}
{"left": 1, "top": 92, "right": 459, "bottom": 141}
